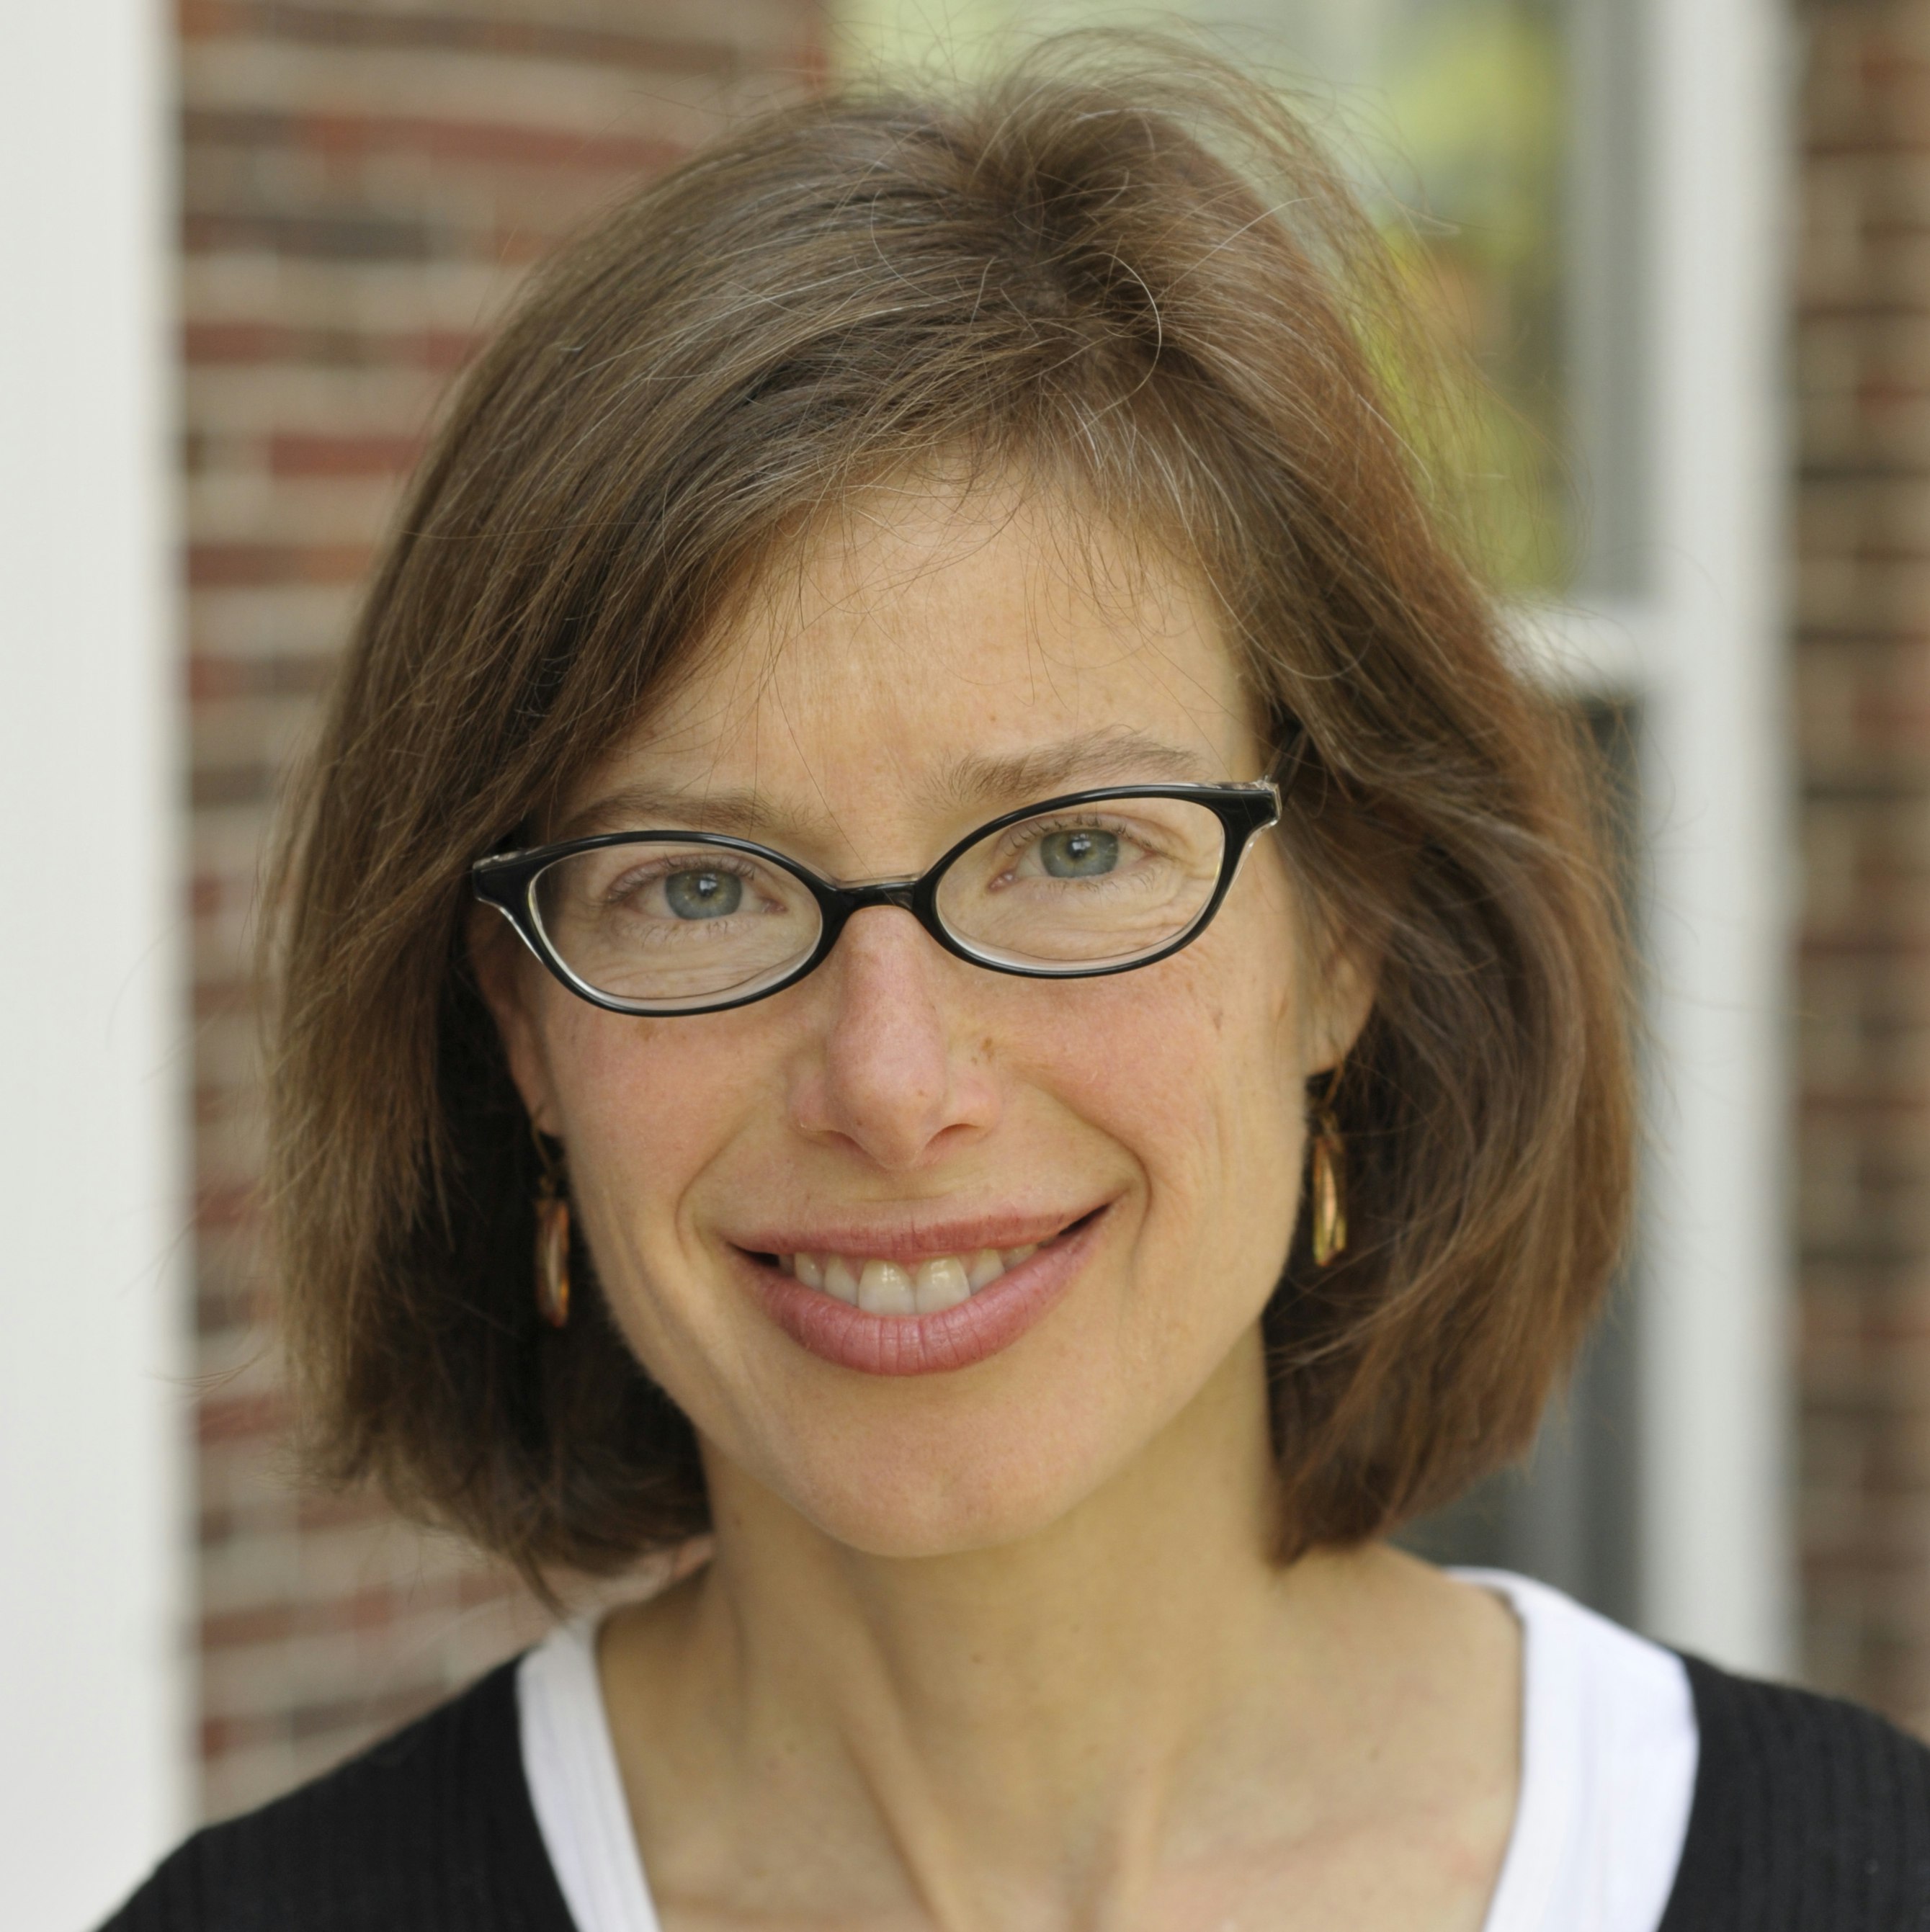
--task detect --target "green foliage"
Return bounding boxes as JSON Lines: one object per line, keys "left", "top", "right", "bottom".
{"left": 829, "top": 0, "right": 1573, "bottom": 590}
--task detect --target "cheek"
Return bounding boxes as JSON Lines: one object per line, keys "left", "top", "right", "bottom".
{"left": 1051, "top": 920, "right": 1308, "bottom": 1300}
{"left": 536, "top": 998, "right": 756, "bottom": 1274}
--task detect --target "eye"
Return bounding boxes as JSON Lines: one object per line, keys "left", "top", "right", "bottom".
{"left": 662, "top": 868, "right": 743, "bottom": 919}
{"left": 1037, "top": 828, "right": 1120, "bottom": 878}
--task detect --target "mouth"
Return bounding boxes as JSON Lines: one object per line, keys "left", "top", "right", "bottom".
{"left": 732, "top": 1207, "right": 1108, "bottom": 1377}
{"left": 777, "top": 1238, "right": 1045, "bottom": 1311}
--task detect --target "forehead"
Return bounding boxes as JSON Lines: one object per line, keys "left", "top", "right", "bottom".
{"left": 564, "top": 483, "right": 1260, "bottom": 851}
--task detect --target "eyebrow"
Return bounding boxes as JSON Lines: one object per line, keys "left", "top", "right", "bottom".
{"left": 554, "top": 728, "right": 1222, "bottom": 846}
{"left": 553, "top": 782, "right": 805, "bottom": 844}
{"left": 926, "top": 730, "right": 1220, "bottom": 812}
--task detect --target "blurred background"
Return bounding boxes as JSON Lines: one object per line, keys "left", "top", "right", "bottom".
{"left": 0, "top": 0, "right": 1892, "bottom": 1919}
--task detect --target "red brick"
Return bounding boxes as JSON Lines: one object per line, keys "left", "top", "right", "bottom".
{"left": 1798, "top": 0, "right": 1930, "bottom": 1732}
{"left": 183, "top": 321, "right": 482, "bottom": 370}
{"left": 187, "top": 105, "right": 682, "bottom": 174}
{"left": 187, "top": 541, "right": 375, "bottom": 588}
{"left": 266, "top": 431, "right": 425, "bottom": 476}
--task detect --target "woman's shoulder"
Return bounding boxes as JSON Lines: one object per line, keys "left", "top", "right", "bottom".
{"left": 1662, "top": 1652, "right": 1930, "bottom": 1930}
{"left": 97, "top": 1657, "right": 575, "bottom": 1932}
{"left": 1466, "top": 1568, "right": 1930, "bottom": 1927}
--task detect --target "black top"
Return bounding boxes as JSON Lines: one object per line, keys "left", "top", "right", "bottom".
{"left": 103, "top": 1651, "right": 1930, "bottom": 1931}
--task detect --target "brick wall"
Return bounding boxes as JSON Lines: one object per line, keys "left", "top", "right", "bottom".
{"left": 180, "top": 0, "right": 822, "bottom": 1819}
{"left": 1797, "top": 0, "right": 1930, "bottom": 1731}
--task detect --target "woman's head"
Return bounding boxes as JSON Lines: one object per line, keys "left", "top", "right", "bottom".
{"left": 473, "top": 476, "right": 1369, "bottom": 1558}
{"left": 269, "top": 39, "right": 1632, "bottom": 1580}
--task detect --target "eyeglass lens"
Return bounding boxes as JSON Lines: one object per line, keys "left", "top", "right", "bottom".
{"left": 529, "top": 795, "right": 1233, "bottom": 1009}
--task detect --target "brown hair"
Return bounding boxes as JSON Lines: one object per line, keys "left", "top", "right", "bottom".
{"left": 267, "top": 37, "right": 1634, "bottom": 1582}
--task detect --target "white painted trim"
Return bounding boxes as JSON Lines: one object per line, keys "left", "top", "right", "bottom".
{"left": 1511, "top": 0, "right": 1792, "bottom": 1677}
{"left": 0, "top": 3, "right": 190, "bottom": 1923}
{"left": 1506, "top": 598, "right": 1656, "bottom": 699}
{"left": 1631, "top": 0, "right": 1792, "bottom": 1675}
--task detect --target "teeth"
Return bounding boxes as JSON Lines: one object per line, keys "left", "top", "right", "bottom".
{"left": 777, "top": 1240, "right": 1052, "bottom": 1316}
{"left": 857, "top": 1259, "right": 916, "bottom": 1316}
{"left": 913, "top": 1256, "right": 972, "bottom": 1314}
{"left": 967, "top": 1248, "right": 1004, "bottom": 1290}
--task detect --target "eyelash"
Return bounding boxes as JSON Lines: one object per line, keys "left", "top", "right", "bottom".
{"left": 991, "top": 812, "right": 1148, "bottom": 868}
{"left": 597, "top": 853, "right": 767, "bottom": 907}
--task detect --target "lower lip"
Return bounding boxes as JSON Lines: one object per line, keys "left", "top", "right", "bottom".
{"left": 740, "top": 1213, "right": 1105, "bottom": 1377}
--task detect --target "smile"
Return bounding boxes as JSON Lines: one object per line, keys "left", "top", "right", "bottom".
{"left": 736, "top": 1209, "right": 1107, "bottom": 1376}
{"left": 776, "top": 1244, "right": 1037, "bottom": 1315}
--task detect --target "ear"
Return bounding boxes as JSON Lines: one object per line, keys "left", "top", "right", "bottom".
{"left": 469, "top": 903, "right": 564, "bottom": 1136}
{"left": 1302, "top": 915, "right": 1380, "bottom": 1080}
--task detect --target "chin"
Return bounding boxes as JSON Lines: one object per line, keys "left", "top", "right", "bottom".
{"left": 795, "top": 1490, "right": 1086, "bottom": 1562}
{"left": 758, "top": 1423, "right": 1120, "bottom": 1560}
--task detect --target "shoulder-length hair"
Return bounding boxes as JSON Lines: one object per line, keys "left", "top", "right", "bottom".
{"left": 267, "top": 37, "right": 1634, "bottom": 1583}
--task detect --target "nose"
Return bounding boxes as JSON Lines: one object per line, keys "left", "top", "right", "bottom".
{"left": 787, "top": 906, "right": 1000, "bottom": 1171}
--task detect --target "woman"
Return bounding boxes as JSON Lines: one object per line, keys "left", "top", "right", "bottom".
{"left": 110, "top": 40, "right": 1929, "bottom": 1932}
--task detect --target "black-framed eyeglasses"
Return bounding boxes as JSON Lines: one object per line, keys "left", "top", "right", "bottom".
{"left": 471, "top": 781, "right": 1282, "bottom": 1017}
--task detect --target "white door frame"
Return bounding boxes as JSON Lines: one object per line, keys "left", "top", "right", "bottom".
{"left": 1635, "top": 0, "right": 1792, "bottom": 1676}
{"left": 1527, "top": 0, "right": 1791, "bottom": 1675}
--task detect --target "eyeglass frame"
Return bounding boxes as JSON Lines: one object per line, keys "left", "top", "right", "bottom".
{"left": 470, "top": 779, "right": 1285, "bottom": 1018}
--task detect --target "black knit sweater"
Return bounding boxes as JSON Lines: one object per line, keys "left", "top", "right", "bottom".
{"left": 103, "top": 1651, "right": 1930, "bottom": 1931}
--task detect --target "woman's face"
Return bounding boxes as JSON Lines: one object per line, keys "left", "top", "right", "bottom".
{"left": 484, "top": 486, "right": 1365, "bottom": 1557}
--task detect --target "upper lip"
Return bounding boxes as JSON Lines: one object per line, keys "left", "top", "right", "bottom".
{"left": 727, "top": 1204, "right": 1104, "bottom": 1267}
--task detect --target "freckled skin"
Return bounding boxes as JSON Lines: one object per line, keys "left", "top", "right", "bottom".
{"left": 483, "top": 487, "right": 1359, "bottom": 1560}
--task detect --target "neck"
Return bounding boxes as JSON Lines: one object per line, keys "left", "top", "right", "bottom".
{"left": 599, "top": 1331, "right": 1516, "bottom": 1931}
{"left": 715, "top": 1333, "right": 1282, "bottom": 1825}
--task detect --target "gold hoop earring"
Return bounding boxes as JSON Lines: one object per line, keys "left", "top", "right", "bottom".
{"left": 532, "top": 1127, "right": 571, "bottom": 1328}
{"left": 1308, "top": 1072, "right": 1347, "bottom": 1268}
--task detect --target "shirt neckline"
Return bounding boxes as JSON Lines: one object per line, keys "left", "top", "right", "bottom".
{"left": 517, "top": 1567, "right": 1694, "bottom": 1932}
